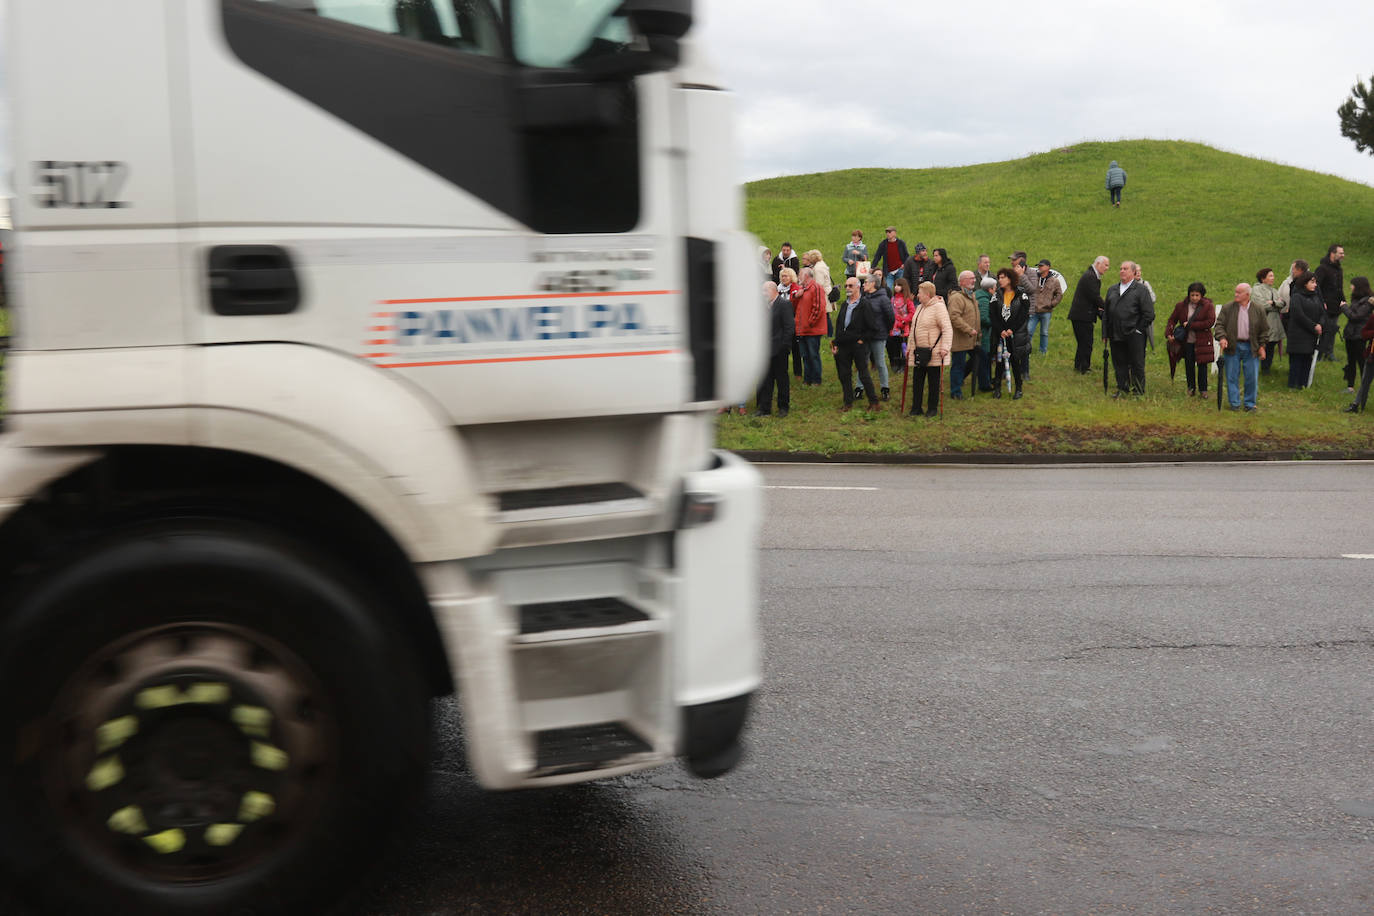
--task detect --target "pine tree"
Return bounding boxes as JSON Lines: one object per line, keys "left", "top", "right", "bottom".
{"left": 1338, "top": 75, "right": 1374, "bottom": 154}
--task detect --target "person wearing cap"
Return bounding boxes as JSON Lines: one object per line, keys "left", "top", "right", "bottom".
{"left": 902, "top": 243, "right": 934, "bottom": 292}
{"left": 1027, "top": 258, "right": 1064, "bottom": 358}
{"left": 872, "top": 227, "right": 909, "bottom": 293}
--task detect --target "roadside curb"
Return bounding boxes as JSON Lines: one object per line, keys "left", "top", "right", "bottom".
{"left": 736, "top": 450, "right": 1374, "bottom": 465}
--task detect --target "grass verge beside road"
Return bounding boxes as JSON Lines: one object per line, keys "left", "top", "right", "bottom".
{"left": 717, "top": 347, "right": 1374, "bottom": 458}
{"left": 730, "top": 140, "right": 1374, "bottom": 457}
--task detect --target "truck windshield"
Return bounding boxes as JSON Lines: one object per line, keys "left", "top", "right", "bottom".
{"left": 254, "top": 0, "right": 504, "bottom": 56}
{"left": 509, "top": 0, "right": 630, "bottom": 68}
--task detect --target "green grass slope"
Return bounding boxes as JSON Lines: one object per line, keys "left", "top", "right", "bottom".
{"left": 748, "top": 140, "right": 1372, "bottom": 300}
{"left": 722, "top": 140, "right": 1374, "bottom": 456}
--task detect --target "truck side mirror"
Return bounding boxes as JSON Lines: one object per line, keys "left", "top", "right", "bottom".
{"left": 571, "top": 0, "right": 691, "bottom": 78}
{"left": 620, "top": 0, "right": 692, "bottom": 40}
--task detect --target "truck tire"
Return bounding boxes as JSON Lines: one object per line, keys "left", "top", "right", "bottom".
{"left": 0, "top": 521, "right": 429, "bottom": 915}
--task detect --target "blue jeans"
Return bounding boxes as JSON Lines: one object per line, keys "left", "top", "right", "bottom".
{"left": 867, "top": 339, "right": 889, "bottom": 390}
{"left": 799, "top": 335, "right": 823, "bottom": 384}
{"left": 950, "top": 350, "right": 970, "bottom": 397}
{"left": 1026, "top": 312, "right": 1051, "bottom": 354}
{"left": 1224, "top": 341, "right": 1260, "bottom": 408}
{"left": 1109, "top": 186, "right": 1122, "bottom": 204}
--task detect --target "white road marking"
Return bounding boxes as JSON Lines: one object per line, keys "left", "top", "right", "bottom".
{"left": 1341, "top": 554, "right": 1374, "bottom": 559}
{"left": 765, "top": 486, "right": 879, "bottom": 491}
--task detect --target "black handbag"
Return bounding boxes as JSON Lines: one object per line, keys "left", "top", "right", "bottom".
{"left": 1172, "top": 324, "right": 1188, "bottom": 343}
{"left": 911, "top": 346, "right": 933, "bottom": 369}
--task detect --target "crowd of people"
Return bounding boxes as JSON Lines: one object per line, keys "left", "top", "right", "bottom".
{"left": 750, "top": 234, "right": 1373, "bottom": 418}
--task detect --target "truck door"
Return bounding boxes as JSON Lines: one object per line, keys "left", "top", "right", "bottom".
{"left": 180, "top": 0, "right": 690, "bottom": 424}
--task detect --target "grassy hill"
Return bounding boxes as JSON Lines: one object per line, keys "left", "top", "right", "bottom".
{"left": 720, "top": 140, "right": 1374, "bottom": 456}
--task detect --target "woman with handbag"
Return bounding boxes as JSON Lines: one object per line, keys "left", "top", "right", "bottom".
{"left": 1164, "top": 282, "right": 1216, "bottom": 397}
{"left": 989, "top": 268, "right": 1030, "bottom": 399}
{"left": 906, "top": 281, "right": 952, "bottom": 418}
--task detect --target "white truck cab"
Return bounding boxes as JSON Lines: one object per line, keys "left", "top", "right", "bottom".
{"left": 0, "top": 2, "right": 764, "bottom": 912}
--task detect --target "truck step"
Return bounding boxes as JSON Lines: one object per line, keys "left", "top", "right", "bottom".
{"left": 518, "top": 597, "right": 649, "bottom": 635}
{"left": 534, "top": 721, "right": 652, "bottom": 773}
{"left": 496, "top": 482, "right": 648, "bottom": 522}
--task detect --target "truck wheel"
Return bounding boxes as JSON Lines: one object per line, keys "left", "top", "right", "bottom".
{"left": 0, "top": 522, "right": 429, "bottom": 915}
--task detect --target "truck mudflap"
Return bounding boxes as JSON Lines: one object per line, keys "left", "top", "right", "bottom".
{"left": 681, "top": 692, "right": 752, "bottom": 778}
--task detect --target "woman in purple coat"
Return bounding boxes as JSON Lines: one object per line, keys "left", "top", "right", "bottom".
{"left": 1164, "top": 282, "right": 1216, "bottom": 397}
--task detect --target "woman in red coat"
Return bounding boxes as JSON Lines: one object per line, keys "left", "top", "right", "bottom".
{"left": 1165, "top": 282, "right": 1216, "bottom": 397}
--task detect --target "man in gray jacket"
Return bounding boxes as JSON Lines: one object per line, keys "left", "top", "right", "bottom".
{"left": 1105, "top": 160, "right": 1127, "bottom": 207}
{"left": 1103, "top": 260, "right": 1154, "bottom": 396}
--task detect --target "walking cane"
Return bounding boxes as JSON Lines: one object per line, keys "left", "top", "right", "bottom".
{"left": 938, "top": 358, "right": 946, "bottom": 419}
{"left": 1216, "top": 350, "right": 1224, "bottom": 411}
{"left": 1102, "top": 334, "right": 1110, "bottom": 395}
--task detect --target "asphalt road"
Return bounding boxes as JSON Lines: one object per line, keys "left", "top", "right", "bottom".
{"left": 338, "top": 461, "right": 1374, "bottom": 915}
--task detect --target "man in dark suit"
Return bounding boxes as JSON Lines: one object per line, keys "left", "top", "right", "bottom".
{"left": 831, "top": 277, "right": 880, "bottom": 411}
{"left": 1103, "top": 260, "right": 1155, "bottom": 396}
{"left": 754, "top": 280, "right": 795, "bottom": 417}
{"left": 769, "top": 242, "right": 800, "bottom": 285}
{"left": 1067, "top": 255, "right": 1110, "bottom": 373}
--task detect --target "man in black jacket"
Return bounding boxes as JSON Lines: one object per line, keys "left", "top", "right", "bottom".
{"left": 1067, "top": 255, "right": 1110, "bottom": 373}
{"left": 1314, "top": 243, "right": 1345, "bottom": 360}
{"left": 754, "top": 280, "right": 795, "bottom": 417}
{"left": 872, "top": 227, "right": 909, "bottom": 292}
{"left": 769, "top": 242, "right": 800, "bottom": 285}
{"left": 1103, "top": 260, "right": 1155, "bottom": 396}
{"left": 831, "top": 277, "right": 880, "bottom": 411}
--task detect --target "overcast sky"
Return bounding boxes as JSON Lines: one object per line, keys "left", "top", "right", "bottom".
{"left": 2, "top": 3, "right": 1372, "bottom": 194}
{"left": 695, "top": 0, "right": 1374, "bottom": 187}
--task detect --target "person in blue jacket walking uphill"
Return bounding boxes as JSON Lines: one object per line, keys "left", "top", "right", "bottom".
{"left": 1105, "top": 160, "right": 1127, "bottom": 207}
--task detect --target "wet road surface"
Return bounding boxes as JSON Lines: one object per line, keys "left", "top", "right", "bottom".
{"left": 343, "top": 462, "right": 1374, "bottom": 914}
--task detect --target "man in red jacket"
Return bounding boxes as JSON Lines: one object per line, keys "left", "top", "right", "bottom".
{"left": 794, "top": 267, "right": 828, "bottom": 385}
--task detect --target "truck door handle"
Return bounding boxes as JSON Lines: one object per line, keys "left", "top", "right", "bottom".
{"left": 207, "top": 245, "right": 302, "bottom": 315}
